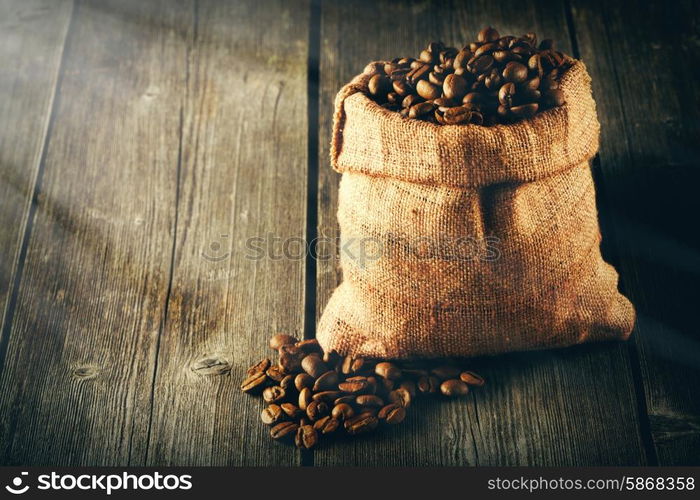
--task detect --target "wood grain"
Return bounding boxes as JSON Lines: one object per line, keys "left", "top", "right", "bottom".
{"left": 571, "top": 0, "right": 700, "bottom": 465}
{"left": 316, "top": 0, "right": 646, "bottom": 465}
{"left": 0, "top": 0, "right": 72, "bottom": 347}
{"left": 0, "top": 0, "right": 190, "bottom": 465}
{"left": 145, "top": 0, "right": 310, "bottom": 466}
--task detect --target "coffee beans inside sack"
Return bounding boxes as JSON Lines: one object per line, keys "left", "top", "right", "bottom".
{"left": 242, "top": 335, "right": 485, "bottom": 449}
{"left": 320, "top": 27, "right": 635, "bottom": 359}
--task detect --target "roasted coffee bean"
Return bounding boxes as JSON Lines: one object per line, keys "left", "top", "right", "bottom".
{"left": 365, "top": 376, "right": 379, "bottom": 395}
{"left": 388, "top": 387, "right": 412, "bottom": 408}
{"left": 430, "top": 365, "right": 461, "bottom": 380}
{"left": 313, "top": 416, "right": 340, "bottom": 435}
{"left": 280, "top": 374, "right": 295, "bottom": 391}
{"left": 416, "top": 80, "right": 441, "bottom": 100}
{"left": 355, "top": 394, "right": 384, "bottom": 408}
{"left": 459, "top": 371, "right": 486, "bottom": 387}
{"left": 306, "top": 400, "right": 330, "bottom": 421}
{"left": 313, "top": 370, "right": 339, "bottom": 391}
{"left": 378, "top": 404, "right": 406, "bottom": 424}
{"left": 478, "top": 26, "right": 500, "bottom": 43}
{"left": 341, "top": 356, "right": 365, "bottom": 375}
{"left": 298, "top": 387, "right": 313, "bottom": 410}
{"left": 417, "top": 375, "right": 440, "bottom": 394}
{"left": 429, "top": 71, "right": 446, "bottom": 86}
{"left": 270, "top": 421, "right": 298, "bottom": 441}
{"left": 322, "top": 349, "right": 340, "bottom": 365}
{"left": 262, "top": 385, "right": 286, "bottom": 404}
{"left": 440, "top": 379, "right": 470, "bottom": 397}
{"left": 312, "top": 391, "right": 342, "bottom": 403}
{"left": 338, "top": 376, "right": 370, "bottom": 394}
{"left": 409, "top": 101, "right": 435, "bottom": 119}
{"left": 240, "top": 371, "right": 267, "bottom": 394}
{"left": 443, "top": 106, "right": 472, "bottom": 125}
{"left": 280, "top": 403, "right": 303, "bottom": 419}
{"left": 334, "top": 395, "right": 356, "bottom": 406}
{"left": 265, "top": 365, "right": 286, "bottom": 382}
{"left": 470, "top": 54, "right": 494, "bottom": 74}
{"left": 278, "top": 344, "right": 304, "bottom": 372}
{"left": 301, "top": 354, "right": 327, "bottom": 378}
{"left": 498, "top": 82, "right": 516, "bottom": 107}
{"left": 442, "top": 74, "right": 468, "bottom": 101}
{"left": 542, "top": 88, "right": 565, "bottom": 107}
{"left": 332, "top": 403, "right": 355, "bottom": 420}
{"left": 269, "top": 334, "right": 297, "bottom": 350}
{"left": 294, "top": 373, "right": 314, "bottom": 391}
{"left": 295, "top": 424, "right": 318, "bottom": 449}
{"left": 296, "top": 339, "right": 322, "bottom": 354}
{"left": 502, "top": 61, "right": 528, "bottom": 83}
{"left": 345, "top": 413, "right": 379, "bottom": 435}
{"left": 246, "top": 358, "right": 271, "bottom": 376}
{"left": 368, "top": 74, "right": 392, "bottom": 99}
{"left": 402, "top": 94, "right": 423, "bottom": 108}
{"left": 261, "top": 404, "right": 284, "bottom": 425}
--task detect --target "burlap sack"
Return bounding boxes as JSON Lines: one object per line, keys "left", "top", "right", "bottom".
{"left": 318, "top": 60, "right": 635, "bottom": 359}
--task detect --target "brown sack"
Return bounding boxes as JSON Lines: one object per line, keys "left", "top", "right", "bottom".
{"left": 318, "top": 60, "right": 635, "bottom": 359}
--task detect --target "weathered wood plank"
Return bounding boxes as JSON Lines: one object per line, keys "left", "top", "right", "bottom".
{"left": 316, "top": 0, "right": 646, "bottom": 465}
{"left": 145, "top": 0, "right": 309, "bottom": 466}
{"left": 0, "top": 0, "right": 190, "bottom": 465}
{"left": 571, "top": 0, "right": 700, "bottom": 465}
{"left": 0, "top": 0, "right": 72, "bottom": 347}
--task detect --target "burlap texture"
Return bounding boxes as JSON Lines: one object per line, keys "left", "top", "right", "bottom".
{"left": 318, "top": 60, "right": 635, "bottom": 359}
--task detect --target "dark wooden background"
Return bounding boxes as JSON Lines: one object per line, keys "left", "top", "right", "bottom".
{"left": 0, "top": 0, "right": 698, "bottom": 466}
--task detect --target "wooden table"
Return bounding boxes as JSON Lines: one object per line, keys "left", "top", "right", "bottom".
{"left": 1, "top": 0, "right": 698, "bottom": 466}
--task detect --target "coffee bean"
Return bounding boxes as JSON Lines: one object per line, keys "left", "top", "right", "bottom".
{"left": 280, "top": 403, "right": 303, "bottom": 419}
{"left": 262, "top": 385, "right": 286, "bottom": 404}
{"left": 417, "top": 375, "right": 439, "bottom": 394}
{"left": 269, "top": 334, "right": 297, "bottom": 350}
{"left": 355, "top": 395, "right": 384, "bottom": 408}
{"left": 278, "top": 344, "right": 304, "bottom": 372}
{"left": 388, "top": 387, "right": 412, "bottom": 408}
{"left": 246, "top": 358, "right": 271, "bottom": 376}
{"left": 442, "top": 74, "right": 468, "bottom": 101}
{"left": 459, "top": 371, "right": 486, "bottom": 387}
{"left": 306, "top": 400, "right": 330, "bottom": 421}
{"left": 542, "top": 88, "right": 565, "bottom": 107}
{"left": 510, "top": 102, "right": 538, "bottom": 118}
{"left": 265, "top": 365, "right": 286, "bottom": 382}
{"left": 378, "top": 404, "right": 406, "bottom": 424}
{"left": 374, "top": 362, "right": 402, "bottom": 381}
{"left": 295, "top": 424, "right": 318, "bottom": 449}
{"left": 440, "top": 379, "right": 470, "bottom": 397}
{"left": 399, "top": 380, "right": 417, "bottom": 398}
{"left": 470, "top": 54, "right": 494, "bottom": 74}
{"left": 301, "top": 354, "right": 327, "bottom": 378}
{"left": 368, "top": 74, "right": 392, "bottom": 99}
{"left": 409, "top": 102, "right": 435, "bottom": 119}
{"left": 498, "top": 82, "right": 516, "bottom": 107}
{"left": 312, "top": 391, "right": 342, "bottom": 403}
{"left": 478, "top": 26, "right": 500, "bottom": 43}
{"left": 334, "top": 395, "right": 355, "bottom": 406}
{"left": 416, "top": 80, "right": 441, "bottom": 100}
{"left": 294, "top": 373, "right": 314, "bottom": 391}
{"left": 280, "top": 374, "right": 295, "bottom": 391}
{"left": 338, "top": 376, "right": 370, "bottom": 393}
{"left": 332, "top": 403, "right": 355, "bottom": 420}
{"left": 322, "top": 350, "right": 340, "bottom": 364}
{"left": 298, "top": 387, "right": 313, "bottom": 411}
{"left": 341, "top": 356, "right": 365, "bottom": 375}
{"left": 502, "top": 61, "right": 528, "bottom": 83}
{"left": 402, "top": 94, "right": 423, "bottom": 108}
{"left": 240, "top": 371, "right": 267, "bottom": 394}
{"left": 261, "top": 404, "right": 284, "bottom": 425}
{"left": 345, "top": 413, "right": 379, "bottom": 435}
{"left": 270, "top": 421, "right": 298, "bottom": 441}
{"left": 443, "top": 106, "right": 472, "bottom": 125}
{"left": 313, "top": 370, "right": 339, "bottom": 391}
{"left": 296, "top": 339, "right": 322, "bottom": 354}
{"left": 313, "top": 416, "right": 340, "bottom": 435}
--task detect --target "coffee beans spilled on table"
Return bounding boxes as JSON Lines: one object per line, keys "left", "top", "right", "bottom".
{"left": 367, "top": 27, "right": 574, "bottom": 126}
{"left": 241, "top": 334, "right": 485, "bottom": 450}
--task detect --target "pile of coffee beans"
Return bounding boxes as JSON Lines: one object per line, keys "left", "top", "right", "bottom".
{"left": 366, "top": 27, "right": 574, "bottom": 126}
{"left": 241, "top": 334, "right": 485, "bottom": 450}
